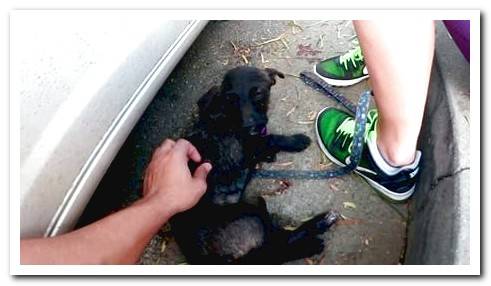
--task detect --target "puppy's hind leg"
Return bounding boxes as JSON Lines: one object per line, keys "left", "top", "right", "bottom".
{"left": 289, "top": 211, "right": 340, "bottom": 239}
{"left": 276, "top": 211, "right": 340, "bottom": 262}
{"left": 238, "top": 207, "right": 340, "bottom": 264}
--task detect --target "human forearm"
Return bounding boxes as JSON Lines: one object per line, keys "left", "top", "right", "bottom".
{"left": 21, "top": 194, "right": 174, "bottom": 265}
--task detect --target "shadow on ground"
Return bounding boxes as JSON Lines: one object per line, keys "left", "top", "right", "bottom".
{"left": 77, "top": 20, "right": 408, "bottom": 265}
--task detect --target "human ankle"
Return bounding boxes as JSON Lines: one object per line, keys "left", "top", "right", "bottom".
{"left": 376, "top": 138, "right": 416, "bottom": 167}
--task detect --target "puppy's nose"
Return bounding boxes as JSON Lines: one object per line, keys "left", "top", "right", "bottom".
{"left": 248, "top": 126, "right": 260, "bottom": 135}
{"left": 225, "top": 193, "right": 241, "bottom": 204}
{"left": 244, "top": 117, "right": 255, "bottom": 126}
{"left": 212, "top": 194, "right": 226, "bottom": 205}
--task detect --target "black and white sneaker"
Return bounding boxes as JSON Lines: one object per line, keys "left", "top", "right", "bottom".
{"left": 316, "top": 107, "right": 421, "bottom": 201}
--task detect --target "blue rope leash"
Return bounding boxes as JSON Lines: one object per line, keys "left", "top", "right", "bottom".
{"left": 253, "top": 71, "right": 372, "bottom": 180}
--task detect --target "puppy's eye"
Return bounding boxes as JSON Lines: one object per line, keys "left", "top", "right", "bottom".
{"left": 251, "top": 88, "right": 264, "bottom": 101}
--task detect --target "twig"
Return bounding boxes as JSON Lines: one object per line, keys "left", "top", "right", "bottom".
{"left": 317, "top": 34, "right": 325, "bottom": 49}
{"left": 253, "top": 33, "right": 286, "bottom": 47}
{"left": 273, "top": 161, "right": 294, "bottom": 167}
{"left": 289, "top": 20, "right": 304, "bottom": 34}
{"left": 284, "top": 73, "right": 300, "bottom": 78}
{"left": 303, "top": 20, "right": 328, "bottom": 28}
{"left": 284, "top": 57, "right": 292, "bottom": 66}
{"left": 280, "top": 38, "right": 290, "bottom": 50}
{"left": 286, "top": 106, "right": 297, "bottom": 117}
{"left": 273, "top": 56, "right": 324, "bottom": 61}
{"left": 160, "top": 239, "right": 167, "bottom": 253}
{"left": 347, "top": 34, "right": 358, "bottom": 41}
{"left": 280, "top": 95, "right": 291, "bottom": 101}
{"left": 295, "top": 120, "right": 314, "bottom": 125}
{"left": 295, "top": 86, "right": 300, "bottom": 101}
{"left": 260, "top": 52, "right": 266, "bottom": 63}
{"left": 241, "top": 54, "right": 249, "bottom": 64}
{"left": 230, "top": 40, "right": 238, "bottom": 51}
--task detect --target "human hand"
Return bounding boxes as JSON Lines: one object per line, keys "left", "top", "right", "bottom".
{"left": 143, "top": 139, "right": 212, "bottom": 215}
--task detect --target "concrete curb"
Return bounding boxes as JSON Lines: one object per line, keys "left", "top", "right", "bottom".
{"left": 405, "top": 21, "right": 470, "bottom": 264}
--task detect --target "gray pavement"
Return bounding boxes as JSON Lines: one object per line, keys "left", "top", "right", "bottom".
{"left": 78, "top": 20, "right": 409, "bottom": 265}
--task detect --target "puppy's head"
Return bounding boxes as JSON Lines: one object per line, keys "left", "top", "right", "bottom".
{"left": 197, "top": 66, "right": 284, "bottom": 135}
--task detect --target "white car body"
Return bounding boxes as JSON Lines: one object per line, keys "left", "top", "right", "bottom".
{"left": 12, "top": 11, "right": 207, "bottom": 238}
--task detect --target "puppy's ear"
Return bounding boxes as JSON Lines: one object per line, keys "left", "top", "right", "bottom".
{"left": 265, "top": 68, "right": 285, "bottom": 85}
{"left": 198, "top": 86, "right": 220, "bottom": 114}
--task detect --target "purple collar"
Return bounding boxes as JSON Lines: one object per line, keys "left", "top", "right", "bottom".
{"left": 260, "top": 126, "right": 268, "bottom": 137}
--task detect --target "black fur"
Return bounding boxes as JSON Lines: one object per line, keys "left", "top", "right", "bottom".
{"left": 170, "top": 66, "right": 338, "bottom": 264}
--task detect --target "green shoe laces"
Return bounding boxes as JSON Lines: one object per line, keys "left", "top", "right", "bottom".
{"left": 339, "top": 46, "right": 364, "bottom": 71}
{"left": 335, "top": 110, "right": 377, "bottom": 152}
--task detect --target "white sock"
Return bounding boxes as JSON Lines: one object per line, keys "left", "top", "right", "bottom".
{"left": 366, "top": 129, "right": 421, "bottom": 176}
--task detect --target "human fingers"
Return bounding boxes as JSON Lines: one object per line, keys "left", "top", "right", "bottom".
{"left": 193, "top": 162, "right": 212, "bottom": 182}
{"left": 156, "top": 139, "right": 176, "bottom": 158}
{"left": 174, "top": 139, "right": 202, "bottom": 163}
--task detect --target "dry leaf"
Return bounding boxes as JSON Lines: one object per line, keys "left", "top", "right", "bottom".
{"left": 329, "top": 183, "right": 339, "bottom": 192}
{"left": 304, "top": 258, "right": 314, "bottom": 265}
{"left": 300, "top": 216, "right": 314, "bottom": 222}
{"left": 307, "top": 111, "right": 317, "bottom": 121}
{"left": 343, "top": 201, "right": 357, "bottom": 209}
{"left": 279, "top": 180, "right": 292, "bottom": 188}
{"left": 160, "top": 239, "right": 167, "bottom": 253}
{"left": 336, "top": 218, "right": 364, "bottom": 225}
{"left": 283, "top": 225, "right": 299, "bottom": 231}
{"left": 160, "top": 223, "right": 172, "bottom": 233}
{"left": 297, "top": 44, "right": 322, "bottom": 56}
{"left": 273, "top": 161, "right": 294, "bottom": 167}
{"left": 260, "top": 180, "right": 291, "bottom": 197}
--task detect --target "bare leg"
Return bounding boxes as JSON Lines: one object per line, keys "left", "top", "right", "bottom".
{"left": 354, "top": 20, "right": 435, "bottom": 166}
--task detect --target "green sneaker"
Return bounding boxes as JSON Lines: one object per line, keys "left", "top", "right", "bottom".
{"left": 314, "top": 46, "right": 369, "bottom": 87}
{"left": 315, "top": 107, "right": 421, "bottom": 201}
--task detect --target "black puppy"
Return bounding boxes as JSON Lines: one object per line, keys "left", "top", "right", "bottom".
{"left": 171, "top": 66, "right": 338, "bottom": 264}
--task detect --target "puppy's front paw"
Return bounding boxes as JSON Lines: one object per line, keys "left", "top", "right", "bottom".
{"left": 271, "top": 134, "right": 311, "bottom": 152}
{"left": 288, "top": 134, "right": 311, "bottom": 152}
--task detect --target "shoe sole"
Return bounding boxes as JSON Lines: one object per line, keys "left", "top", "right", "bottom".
{"left": 313, "top": 66, "right": 369, "bottom": 87}
{"left": 314, "top": 106, "right": 415, "bottom": 201}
